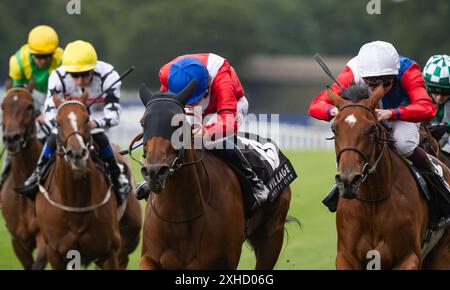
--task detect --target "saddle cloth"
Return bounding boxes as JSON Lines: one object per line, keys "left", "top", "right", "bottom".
{"left": 217, "top": 132, "right": 297, "bottom": 214}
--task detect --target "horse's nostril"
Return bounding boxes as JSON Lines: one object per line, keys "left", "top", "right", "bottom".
{"left": 352, "top": 174, "right": 363, "bottom": 185}
{"left": 81, "top": 148, "right": 88, "bottom": 158}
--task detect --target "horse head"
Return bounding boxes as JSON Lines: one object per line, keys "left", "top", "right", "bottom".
{"left": 139, "top": 80, "right": 196, "bottom": 193}
{"left": 53, "top": 91, "right": 91, "bottom": 175}
{"left": 328, "top": 84, "right": 386, "bottom": 199}
{"left": 1, "top": 86, "right": 36, "bottom": 154}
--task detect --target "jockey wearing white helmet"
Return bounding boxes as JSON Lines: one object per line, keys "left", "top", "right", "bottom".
{"left": 309, "top": 41, "right": 448, "bottom": 215}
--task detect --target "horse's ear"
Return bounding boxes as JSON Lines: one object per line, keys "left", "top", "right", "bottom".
{"left": 53, "top": 93, "right": 63, "bottom": 108}
{"left": 139, "top": 83, "right": 153, "bottom": 106}
{"left": 5, "top": 79, "right": 12, "bottom": 91}
{"left": 80, "top": 90, "right": 89, "bottom": 105}
{"left": 327, "top": 86, "right": 343, "bottom": 108}
{"left": 368, "top": 84, "right": 384, "bottom": 109}
{"left": 27, "top": 79, "right": 35, "bottom": 93}
{"left": 177, "top": 79, "right": 197, "bottom": 106}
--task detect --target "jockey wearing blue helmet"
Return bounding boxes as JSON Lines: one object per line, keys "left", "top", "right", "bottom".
{"left": 168, "top": 57, "right": 209, "bottom": 105}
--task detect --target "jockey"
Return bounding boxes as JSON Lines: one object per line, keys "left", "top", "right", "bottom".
{"left": 136, "top": 53, "right": 269, "bottom": 213}
{"left": 0, "top": 25, "right": 63, "bottom": 191}
{"left": 309, "top": 41, "right": 442, "bottom": 212}
{"left": 423, "top": 55, "right": 450, "bottom": 148}
{"left": 8, "top": 25, "right": 63, "bottom": 127}
{"left": 18, "top": 40, "right": 131, "bottom": 204}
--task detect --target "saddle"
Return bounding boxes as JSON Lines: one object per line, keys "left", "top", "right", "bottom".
{"left": 216, "top": 132, "right": 297, "bottom": 216}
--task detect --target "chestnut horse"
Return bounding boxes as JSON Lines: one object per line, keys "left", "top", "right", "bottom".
{"left": 137, "top": 81, "right": 292, "bottom": 270}
{"left": 328, "top": 84, "right": 450, "bottom": 269}
{"left": 35, "top": 94, "right": 141, "bottom": 269}
{"left": 1, "top": 84, "right": 47, "bottom": 269}
{"left": 419, "top": 123, "right": 450, "bottom": 169}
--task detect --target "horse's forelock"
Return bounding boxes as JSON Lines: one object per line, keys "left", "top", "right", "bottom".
{"left": 341, "top": 84, "right": 371, "bottom": 104}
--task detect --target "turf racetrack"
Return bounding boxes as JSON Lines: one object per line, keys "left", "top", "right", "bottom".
{"left": 0, "top": 150, "right": 337, "bottom": 269}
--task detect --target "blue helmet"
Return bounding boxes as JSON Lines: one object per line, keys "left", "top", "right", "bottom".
{"left": 168, "top": 57, "right": 209, "bottom": 105}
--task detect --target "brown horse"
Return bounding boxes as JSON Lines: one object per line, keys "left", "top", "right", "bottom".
{"left": 137, "top": 82, "right": 292, "bottom": 270}
{"left": 419, "top": 122, "right": 450, "bottom": 169}
{"left": 35, "top": 93, "right": 141, "bottom": 269}
{"left": 328, "top": 84, "right": 450, "bottom": 269}
{"left": 0, "top": 83, "right": 47, "bottom": 269}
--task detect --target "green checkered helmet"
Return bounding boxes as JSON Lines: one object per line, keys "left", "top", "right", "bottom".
{"left": 423, "top": 55, "right": 450, "bottom": 89}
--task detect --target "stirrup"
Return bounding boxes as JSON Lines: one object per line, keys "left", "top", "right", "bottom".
{"left": 322, "top": 185, "right": 339, "bottom": 213}
{"left": 15, "top": 183, "right": 39, "bottom": 201}
{"left": 135, "top": 182, "right": 150, "bottom": 200}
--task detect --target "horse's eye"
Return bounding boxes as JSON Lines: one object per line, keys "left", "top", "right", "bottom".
{"left": 331, "top": 126, "right": 337, "bottom": 135}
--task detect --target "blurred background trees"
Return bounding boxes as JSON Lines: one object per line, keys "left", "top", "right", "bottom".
{"left": 0, "top": 0, "right": 448, "bottom": 114}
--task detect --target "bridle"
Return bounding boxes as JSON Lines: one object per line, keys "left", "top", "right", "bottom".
{"left": 55, "top": 100, "right": 93, "bottom": 160}
{"left": 139, "top": 98, "right": 212, "bottom": 223}
{"left": 2, "top": 88, "right": 37, "bottom": 155}
{"left": 334, "top": 103, "right": 395, "bottom": 202}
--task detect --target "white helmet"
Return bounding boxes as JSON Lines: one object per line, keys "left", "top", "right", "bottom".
{"left": 357, "top": 41, "right": 400, "bottom": 78}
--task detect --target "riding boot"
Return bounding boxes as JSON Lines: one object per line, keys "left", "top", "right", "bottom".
{"left": 408, "top": 147, "right": 450, "bottom": 229}
{"left": 215, "top": 141, "right": 269, "bottom": 215}
{"left": 322, "top": 184, "right": 339, "bottom": 213}
{"left": 0, "top": 154, "right": 11, "bottom": 191}
{"left": 16, "top": 152, "right": 51, "bottom": 200}
{"left": 103, "top": 156, "right": 131, "bottom": 205}
{"left": 135, "top": 181, "right": 150, "bottom": 200}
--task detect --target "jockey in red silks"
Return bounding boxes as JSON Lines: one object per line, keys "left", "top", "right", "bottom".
{"left": 136, "top": 53, "right": 269, "bottom": 214}
{"left": 309, "top": 41, "right": 447, "bottom": 213}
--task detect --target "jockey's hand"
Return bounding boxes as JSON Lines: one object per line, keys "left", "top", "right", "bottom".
{"left": 330, "top": 107, "right": 339, "bottom": 117}
{"left": 375, "top": 109, "right": 393, "bottom": 121}
{"left": 36, "top": 113, "right": 45, "bottom": 125}
{"left": 88, "top": 120, "right": 98, "bottom": 129}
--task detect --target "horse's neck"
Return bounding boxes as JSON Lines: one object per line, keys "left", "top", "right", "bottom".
{"left": 53, "top": 155, "right": 96, "bottom": 205}
{"left": 10, "top": 139, "right": 42, "bottom": 188}
{"left": 156, "top": 149, "right": 205, "bottom": 217}
{"left": 358, "top": 146, "right": 395, "bottom": 199}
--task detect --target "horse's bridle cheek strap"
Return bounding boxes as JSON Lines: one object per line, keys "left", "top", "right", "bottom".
{"left": 335, "top": 104, "right": 386, "bottom": 179}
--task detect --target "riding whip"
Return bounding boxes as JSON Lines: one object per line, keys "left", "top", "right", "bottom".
{"left": 313, "top": 54, "right": 345, "bottom": 90}
{"left": 87, "top": 66, "right": 135, "bottom": 110}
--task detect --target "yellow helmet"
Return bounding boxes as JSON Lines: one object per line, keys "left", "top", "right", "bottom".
{"left": 63, "top": 40, "right": 98, "bottom": 73}
{"left": 28, "top": 25, "right": 59, "bottom": 54}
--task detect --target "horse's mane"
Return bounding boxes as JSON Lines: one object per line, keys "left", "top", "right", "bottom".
{"left": 341, "top": 83, "right": 371, "bottom": 103}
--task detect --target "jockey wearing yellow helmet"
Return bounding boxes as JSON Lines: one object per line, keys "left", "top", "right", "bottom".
{"left": 0, "top": 26, "right": 63, "bottom": 192}
{"left": 17, "top": 40, "right": 131, "bottom": 205}
{"left": 8, "top": 25, "right": 64, "bottom": 121}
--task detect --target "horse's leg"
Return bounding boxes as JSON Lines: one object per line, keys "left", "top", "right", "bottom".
{"left": 139, "top": 253, "right": 159, "bottom": 270}
{"left": 46, "top": 246, "right": 66, "bottom": 270}
{"left": 32, "top": 232, "right": 48, "bottom": 270}
{"left": 11, "top": 237, "right": 34, "bottom": 270}
{"left": 336, "top": 251, "right": 361, "bottom": 270}
{"left": 249, "top": 187, "right": 291, "bottom": 270}
{"left": 118, "top": 196, "right": 142, "bottom": 269}
{"left": 101, "top": 251, "right": 120, "bottom": 270}
{"left": 422, "top": 230, "right": 450, "bottom": 269}
{"left": 393, "top": 252, "right": 421, "bottom": 270}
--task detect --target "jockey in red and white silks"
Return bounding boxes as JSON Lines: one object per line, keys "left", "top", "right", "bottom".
{"left": 159, "top": 53, "right": 248, "bottom": 140}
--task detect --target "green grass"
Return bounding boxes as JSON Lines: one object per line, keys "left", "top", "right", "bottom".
{"left": 0, "top": 150, "right": 337, "bottom": 269}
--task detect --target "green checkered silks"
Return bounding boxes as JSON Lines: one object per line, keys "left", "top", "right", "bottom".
{"left": 423, "top": 55, "right": 450, "bottom": 89}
